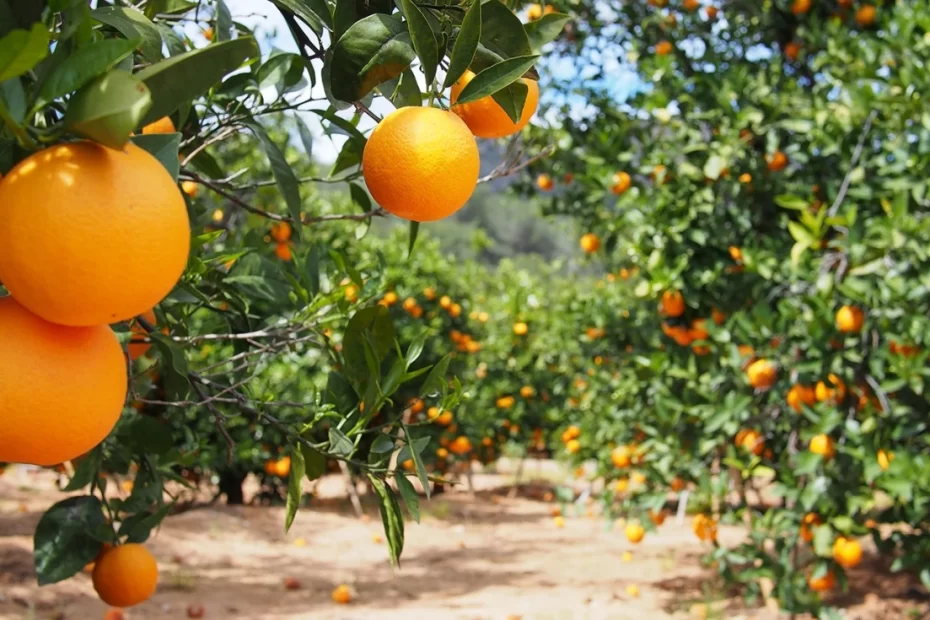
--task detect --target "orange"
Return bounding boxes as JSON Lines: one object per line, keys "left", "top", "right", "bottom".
{"left": 611, "top": 446, "right": 632, "bottom": 468}
{"left": 625, "top": 522, "right": 645, "bottom": 543}
{"left": 855, "top": 4, "right": 875, "bottom": 26}
{"left": 815, "top": 374, "right": 846, "bottom": 403}
{"left": 784, "top": 41, "right": 801, "bottom": 61}
{"left": 692, "top": 514, "right": 717, "bottom": 542}
{"left": 739, "top": 173, "right": 752, "bottom": 184}
{"left": 562, "top": 425, "right": 581, "bottom": 442}
{"left": 0, "top": 142, "right": 190, "bottom": 327}
{"left": 451, "top": 71, "right": 539, "bottom": 139}
{"left": 0, "top": 298, "right": 127, "bottom": 466}
{"left": 728, "top": 246, "right": 743, "bottom": 262}
{"left": 766, "top": 151, "right": 789, "bottom": 172}
{"left": 835, "top": 305, "right": 864, "bottom": 332}
{"left": 565, "top": 439, "right": 581, "bottom": 454}
{"left": 553, "top": 515, "right": 565, "bottom": 528}
{"left": 832, "top": 536, "right": 862, "bottom": 569}
{"left": 181, "top": 180, "right": 199, "bottom": 197}
{"left": 361, "top": 107, "right": 479, "bottom": 222}
{"left": 271, "top": 222, "right": 292, "bottom": 242}
{"left": 450, "top": 436, "right": 472, "bottom": 455}
{"left": 274, "top": 243, "right": 293, "bottom": 262}
{"left": 787, "top": 384, "right": 816, "bottom": 412}
{"left": 683, "top": 0, "right": 698, "bottom": 10}
{"left": 93, "top": 544, "right": 159, "bottom": 607}
{"left": 423, "top": 287, "right": 436, "bottom": 300}
{"left": 746, "top": 358, "right": 777, "bottom": 389}
{"left": 580, "top": 233, "right": 601, "bottom": 254}
{"left": 808, "top": 569, "right": 835, "bottom": 593}
{"left": 670, "top": 477, "right": 686, "bottom": 492}
{"left": 614, "top": 478, "right": 629, "bottom": 493}
{"left": 705, "top": 6, "right": 718, "bottom": 19}
{"left": 332, "top": 584, "right": 352, "bottom": 604}
{"left": 877, "top": 449, "right": 893, "bottom": 471}
{"left": 141, "top": 116, "right": 175, "bottom": 134}
{"left": 104, "top": 610, "right": 126, "bottom": 620}
{"left": 537, "top": 173, "right": 554, "bottom": 191}
{"left": 655, "top": 40, "right": 673, "bottom": 56}
{"left": 800, "top": 512, "right": 821, "bottom": 543}
{"left": 513, "top": 321, "right": 529, "bottom": 336}
{"left": 711, "top": 308, "right": 725, "bottom": 325}
{"left": 660, "top": 290, "right": 685, "bottom": 316}
{"left": 526, "top": 3, "right": 543, "bottom": 19}
{"left": 520, "top": 385, "right": 534, "bottom": 398}
{"left": 809, "top": 434, "right": 835, "bottom": 460}
{"left": 738, "top": 429, "right": 765, "bottom": 456}
{"left": 344, "top": 284, "right": 359, "bottom": 303}
{"left": 649, "top": 509, "right": 666, "bottom": 526}
{"left": 381, "top": 291, "right": 398, "bottom": 307}
{"left": 611, "top": 171, "right": 632, "bottom": 195}
{"left": 128, "top": 309, "right": 158, "bottom": 361}
{"left": 496, "top": 395, "right": 516, "bottom": 409}
{"left": 626, "top": 584, "right": 640, "bottom": 598}
{"left": 791, "top": 0, "right": 810, "bottom": 14}
{"left": 690, "top": 318, "right": 709, "bottom": 341}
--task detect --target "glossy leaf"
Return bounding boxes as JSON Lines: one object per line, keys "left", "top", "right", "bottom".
{"left": 91, "top": 6, "right": 163, "bottom": 60}
{"left": 329, "top": 14, "right": 416, "bottom": 102}
{"left": 34, "top": 496, "right": 108, "bottom": 585}
{"left": 454, "top": 54, "right": 538, "bottom": 105}
{"left": 400, "top": 0, "right": 438, "bottom": 88}
{"left": 443, "top": 0, "right": 481, "bottom": 88}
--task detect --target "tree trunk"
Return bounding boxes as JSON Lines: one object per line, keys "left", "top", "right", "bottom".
{"left": 218, "top": 469, "right": 247, "bottom": 505}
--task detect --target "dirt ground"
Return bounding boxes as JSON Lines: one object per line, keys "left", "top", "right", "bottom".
{"left": 1, "top": 461, "right": 928, "bottom": 620}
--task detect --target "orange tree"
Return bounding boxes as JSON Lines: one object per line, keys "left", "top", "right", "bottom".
{"left": 0, "top": 0, "right": 566, "bottom": 606}
{"left": 522, "top": 0, "right": 930, "bottom": 615}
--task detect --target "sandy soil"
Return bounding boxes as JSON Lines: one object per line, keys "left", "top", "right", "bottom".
{"left": 0, "top": 462, "right": 928, "bottom": 620}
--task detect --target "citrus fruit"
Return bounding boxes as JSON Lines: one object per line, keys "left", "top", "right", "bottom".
{"left": 835, "top": 305, "right": 864, "bottom": 332}
{"left": 766, "top": 151, "right": 789, "bottom": 171}
{"left": 877, "top": 449, "right": 894, "bottom": 471}
{"left": 832, "top": 536, "right": 862, "bottom": 569}
{"left": 0, "top": 297, "right": 127, "bottom": 466}
{"left": 141, "top": 116, "right": 176, "bottom": 134}
{"left": 93, "top": 543, "right": 159, "bottom": 607}
{"left": 580, "top": 233, "right": 601, "bottom": 253}
{"left": 656, "top": 40, "right": 673, "bottom": 56}
{"left": 746, "top": 359, "right": 777, "bottom": 389}
{"left": 855, "top": 4, "right": 875, "bottom": 26}
{"left": 784, "top": 41, "right": 801, "bottom": 61}
{"left": 361, "top": 107, "right": 479, "bottom": 222}
{"left": 625, "top": 522, "right": 645, "bottom": 543}
{"left": 565, "top": 439, "right": 581, "bottom": 454}
{"left": 787, "top": 384, "right": 816, "bottom": 412}
{"left": 809, "top": 434, "right": 835, "bottom": 459}
{"left": 332, "top": 584, "right": 352, "bottom": 604}
{"left": 537, "top": 173, "right": 554, "bottom": 191}
{"left": 660, "top": 290, "right": 685, "bottom": 316}
{"left": 513, "top": 322, "right": 529, "bottom": 336}
{"left": 807, "top": 569, "right": 835, "bottom": 593}
{"left": 800, "top": 513, "right": 821, "bottom": 542}
{"left": 0, "top": 141, "right": 190, "bottom": 327}
{"left": 611, "top": 171, "right": 632, "bottom": 194}
{"left": 791, "top": 0, "right": 810, "bottom": 14}
{"left": 451, "top": 71, "right": 540, "bottom": 139}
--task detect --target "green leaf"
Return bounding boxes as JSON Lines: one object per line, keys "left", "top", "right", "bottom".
{"left": 394, "top": 474, "right": 421, "bottom": 522}
{"left": 62, "top": 449, "right": 100, "bottom": 492}
{"left": 490, "top": 79, "right": 528, "bottom": 124}
{"left": 246, "top": 121, "right": 303, "bottom": 234}
{"left": 301, "top": 444, "right": 327, "bottom": 480}
{"left": 381, "top": 68, "right": 421, "bottom": 107}
{"left": 420, "top": 354, "right": 450, "bottom": 397}
{"left": 405, "top": 331, "right": 428, "bottom": 367}
{"left": 329, "top": 14, "right": 416, "bottom": 102}
{"left": 0, "top": 76, "right": 25, "bottom": 123}
{"left": 524, "top": 12, "right": 570, "bottom": 52}
{"left": 454, "top": 54, "right": 539, "bottom": 105}
{"left": 443, "top": 0, "right": 481, "bottom": 88}
{"left": 775, "top": 194, "right": 808, "bottom": 210}
{"left": 331, "top": 137, "right": 363, "bottom": 177}
{"left": 130, "top": 132, "right": 181, "bottom": 180}
{"left": 812, "top": 523, "right": 834, "bottom": 557}
{"left": 476, "top": 0, "right": 531, "bottom": 65}
{"left": 34, "top": 496, "right": 108, "bottom": 585}
{"left": 65, "top": 70, "right": 152, "bottom": 150}
{"left": 302, "top": 244, "right": 321, "bottom": 297}
{"left": 296, "top": 115, "right": 314, "bottom": 156}
{"left": 332, "top": 0, "right": 357, "bottom": 41}
{"left": 404, "top": 426, "right": 432, "bottom": 500}
{"left": 343, "top": 306, "right": 396, "bottom": 378}
{"left": 371, "top": 434, "right": 396, "bottom": 453}
{"left": 127, "top": 416, "right": 174, "bottom": 455}
{"left": 787, "top": 220, "right": 815, "bottom": 245}
{"left": 149, "top": 332, "right": 191, "bottom": 399}
{"left": 136, "top": 37, "right": 259, "bottom": 126}
{"left": 329, "top": 427, "right": 355, "bottom": 456}
{"left": 0, "top": 23, "right": 48, "bottom": 82}
{"left": 91, "top": 6, "right": 164, "bottom": 61}
{"left": 273, "top": 0, "right": 329, "bottom": 35}
{"left": 368, "top": 475, "right": 405, "bottom": 567}
{"left": 118, "top": 502, "right": 174, "bottom": 543}
{"left": 408, "top": 221, "right": 420, "bottom": 258}
{"left": 400, "top": 0, "right": 438, "bottom": 88}
{"left": 215, "top": 0, "right": 233, "bottom": 42}
{"left": 36, "top": 37, "right": 139, "bottom": 107}
{"left": 285, "top": 446, "right": 306, "bottom": 531}
{"left": 703, "top": 155, "right": 727, "bottom": 180}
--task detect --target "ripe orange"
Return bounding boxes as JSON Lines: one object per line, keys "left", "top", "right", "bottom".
{"left": 649, "top": 509, "right": 666, "bottom": 526}
{"left": 766, "top": 151, "right": 789, "bottom": 172}
{"left": 580, "top": 233, "right": 601, "bottom": 254}
{"left": 855, "top": 4, "right": 875, "bottom": 26}
{"left": 746, "top": 359, "right": 777, "bottom": 389}
{"left": 614, "top": 478, "right": 629, "bottom": 493}
{"left": 513, "top": 321, "right": 529, "bottom": 336}
{"left": 451, "top": 71, "right": 540, "bottom": 139}
{"left": 832, "top": 536, "right": 862, "bottom": 569}
{"left": 181, "top": 180, "right": 199, "bottom": 197}
{"left": 787, "top": 384, "right": 816, "bottom": 412}
{"left": 611, "top": 171, "right": 632, "bottom": 194}
{"left": 807, "top": 569, "right": 835, "bottom": 593}
{"left": 835, "top": 305, "right": 864, "bottom": 332}
{"left": 553, "top": 515, "right": 565, "bottom": 528}
{"left": 566, "top": 439, "right": 581, "bottom": 454}
{"left": 526, "top": 3, "right": 543, "bottom": 19}
{"left": 809, "top": 434, "right": 835, "bottom": 460}
{"left": 791, "top": 0, "right": 811, "bottom": 14}
{"left": 877, "top": 449, "right": 894, "bottom": 471}
{"left": 655, "top": 40, "right": 673, "bottom": 56}
{"left": 104, "top": 610, "right": 126, "bottom": 620}
{"left": 450, "top": 436, "right": 472, "bottom": 455}
{"left": 141, "top": 116, "right": 176, "bottom": 134}
{"left": 537, "top": 173, "right": 554, "bottom": 191}
{"left": 683, "top": 0, "right": 698, "bottom": 10}
{"left": 496, "top": 395, "right": 516, "bottom": 409}
{"left": 381, "top": 291, "right": 398, "bottom": 307}
{"left": 739, "top": 173, "right": 752, "bottom": 184}
{"left": 0, "top": 298, "right": 127, "bottom": 466}
{"left": 274, "top": 243, "right": 293, "bottom": 262}
{"left": 815, "top": 374, "right": 846, "bottom": 403}
{"left": 0, "top": 142, "right": 190, "bottom": 326}
{"left": 128, "top": 309, "right": 158, "bottom": 361}
{"left": 271, "top": 222, "right": 292, "bottom": 242}
{"left": 520, "top": 385, "right": 535, "bottom": 398}
{"left": 332, "top": 584, "right": 352, "bottom": 604}
{"left": 660, "top": 290, "right": 685, "bottom": 316}
{"left": 800, "top": 512, "right": 821, "bottom": 542}
{"left": 692, "top": 514, "right": 717, "bottom": 542}
{"left": 728, "top": 246, "right": 743, "bottom": 262}
{"left": 737, "top": 429, "right": 765, "bottom": 456}
{"left": 562, "top": 425, "right": 581, "bottom": 442}
{"left": 670, "top": 476, "right": 686, "bottom": 492}
{"left": 362, "top": 107, "right": 479, "bottom": 222}
{"left": 93, "top": 544, "right": 159, "bottom": 607}
{"left": 784, "top": 41, "right": 801, "bottom": 61}
{"left": 705, "top": 6, "right": 718, "bottom": 19}
{"left": 625, "top": 522, "right": 645, "bottom": 543}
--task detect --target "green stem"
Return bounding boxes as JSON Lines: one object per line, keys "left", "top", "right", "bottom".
{"left": 0, "top": 100, "right": 38, "bottom": 150}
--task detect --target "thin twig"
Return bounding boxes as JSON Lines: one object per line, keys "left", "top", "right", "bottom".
{"left": 478, "top": 144, "right": 556, "bottom": 183}
{"left": 827, "top": 109, "right": 878, "bottom": 217}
